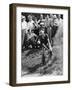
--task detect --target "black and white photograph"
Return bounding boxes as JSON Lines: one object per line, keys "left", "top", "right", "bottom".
{"left": 21, "top": 13, "right": 63, "bottom": 76}
{"left": 9, "top": 4, "right": 70, "bottom": 86}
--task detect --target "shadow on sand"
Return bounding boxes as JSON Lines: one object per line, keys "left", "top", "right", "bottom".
{"left": 22, "top": 52, "right": 58, "bottom": 76}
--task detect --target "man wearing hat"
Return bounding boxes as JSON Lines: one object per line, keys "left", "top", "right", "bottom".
{"left": 21, "top": 15, "right": 28, "bottom": 50}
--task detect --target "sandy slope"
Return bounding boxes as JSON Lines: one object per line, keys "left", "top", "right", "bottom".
{"left": 21, "top": 24, "right": 63, "bottom": 76}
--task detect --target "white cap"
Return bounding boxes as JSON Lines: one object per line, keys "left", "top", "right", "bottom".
{"left": 53, "top": 15, "right": 57, "bottom": 19}
{"left": 22, "top": 15, "right": 26, "bottom": 19}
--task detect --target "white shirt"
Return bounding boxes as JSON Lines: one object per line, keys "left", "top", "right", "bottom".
{"left": 45, "top": 19, "right": 50, "bottom": 27}
{"left": 27, "top": 33, "right": 36, "bottom": 40}
{"left": 22, "top": 20, "right": 28, "bottom": 32}
{"left": 27, "top": 20, "right": 34, "bottom": 32}
{"left": 58, "top": 18, "right": 63, "bottom": 26}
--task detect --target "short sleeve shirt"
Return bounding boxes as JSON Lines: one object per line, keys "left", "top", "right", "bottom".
{"left": 27, "top": 20, "right": 35, "bottom": 32}
{"left": 22, "top": 21, "right": 27, "bottom": 30}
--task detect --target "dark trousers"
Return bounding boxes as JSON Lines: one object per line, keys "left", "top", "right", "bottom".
{"left": 51, "top": 26, "right": 58, "bottom": 38}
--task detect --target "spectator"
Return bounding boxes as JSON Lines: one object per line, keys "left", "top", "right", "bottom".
{"left": 33, "top": 16, "right": 40, "bottom": 35}
{"left": 45, "top": 15, "right": 51, "bottom": 42}
{"left": 38, "top": 14, "right": 45, "bottom": 27}
{"left": 53, "top": 15, "right": 59, "bottom": 27}
{"left": 49, "top": 14, "right": 54, "bottom": 27}
{"left": 27, "top": 15, "right": 35, "bottom": 33}
{"left": 57, "top": 14, "right": 63, "bottom": 27}
{"left": 51, "top": 15, "right": 59, "bottom": 46}
{"left": 21, "top": 15, "right": 27, "bottom": 49}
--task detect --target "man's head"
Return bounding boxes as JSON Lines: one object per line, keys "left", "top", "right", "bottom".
{"left": 39, "top": 30, "right": 45, "bottom": 36}
{"left": 28, "top": 15, "right": 32, "bottom": 21}
{"left": 58, "top": 14, "right": 61, "bottom": 19}
{"left": 50, "top": 14, "right": 54, "bottom": 18}
{"left": 53, "top": 15, "right": 57, "bottom": 19}
{"left": 40, "top": 14, "right": 43, "bottom": 20}
{"left": 21, "top": 15, "right": 26, "bottom": 21}
{"left": 45, "top": 15, "right": 49, "bottom": 20}
{"left": 33, "top": 16, "right": 37, "bottom": 22}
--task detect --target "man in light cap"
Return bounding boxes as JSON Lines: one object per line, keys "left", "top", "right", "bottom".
{"left": 21, "top": 15, "right": 28, "bottom": 50}
{"left": 53, "top": 15, "right": 59, "bottom": 26}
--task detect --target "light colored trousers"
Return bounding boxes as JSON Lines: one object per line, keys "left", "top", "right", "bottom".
{"left": 21, "top": 30, "right": 26, "bottom": 48}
